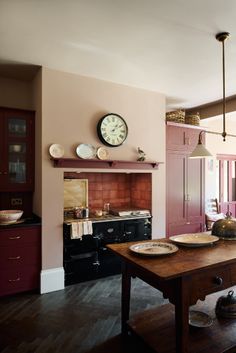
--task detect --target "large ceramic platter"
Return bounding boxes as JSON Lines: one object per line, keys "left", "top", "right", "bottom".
{"left": 189, "top": 310, "right": 213, "bottom": 328}
{"left": 129, "top": 241, "right": 178, "bottom": 256}
{"left": 49, "top": 144, "right": 64, "bottom": 158}
{"left": 170, "top": 233, "right": 219, "bottom": 247}
{"left": 76, "top": 144, "right": 96, "bottom": 159}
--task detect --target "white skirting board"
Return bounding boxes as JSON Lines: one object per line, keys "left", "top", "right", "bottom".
{"left": 40, "top": 267, "right": 65, "bottom": 294}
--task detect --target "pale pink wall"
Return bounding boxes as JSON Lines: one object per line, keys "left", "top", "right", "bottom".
{"left": 41, "top": 67, "right": 166, "bottom": 270}
{"left": 0, "top": 76, "right": 33, "bottom": 110}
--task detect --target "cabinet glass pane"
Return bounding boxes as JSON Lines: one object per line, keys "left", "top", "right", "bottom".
{"left": 8, "top": 118, "right": 26, "bottom": 137}
{"left": 223, "top": 160, "right": 229, "bottom": 202}
{"left": 8, "top": 143, "right": 26, "bottom": 183}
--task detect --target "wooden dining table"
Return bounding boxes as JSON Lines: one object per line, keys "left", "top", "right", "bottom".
{"left": 107, "top": 238, "right": 236, "bottom": 353}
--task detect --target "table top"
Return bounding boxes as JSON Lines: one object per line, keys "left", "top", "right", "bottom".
{"left": 108, "top": 238, "right": 236, "bottom": 280}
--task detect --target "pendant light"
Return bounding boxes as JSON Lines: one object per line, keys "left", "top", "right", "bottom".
{"left": 188, "top": 131, "right": 212, "bottom": 159}
{"left": 189, "top": 32, "right": 231, "bottom": 159}
{"left": 216, "top": 32, "right": 230, "bottom": 141}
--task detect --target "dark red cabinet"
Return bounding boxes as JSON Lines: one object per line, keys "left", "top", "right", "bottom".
{"left": 0, "top": 225, "right": 41, "bottom": 296}
{"left": 166, "top": 123, "right": 205, "bottom": 236}
{"left": 0, "top": 107, "right": 35, "bottom": 192}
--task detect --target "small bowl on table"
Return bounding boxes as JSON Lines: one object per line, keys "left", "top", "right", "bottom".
{"left": 0, "top": 210, "right": 23, "bottom": 225}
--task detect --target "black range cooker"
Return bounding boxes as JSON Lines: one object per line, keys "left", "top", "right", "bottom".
{"left": 63, "top": 216, "right": 151, "bottom": 286}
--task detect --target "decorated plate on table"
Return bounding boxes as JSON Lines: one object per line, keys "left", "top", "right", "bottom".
{"left": 170, "top": 233, "right": 219, "bottom": 247}
{"left": 76, "top": 144, "right": 96, "bottom": 159}
{"left": 129, "top": 241, "right": 178, "bottom": 256}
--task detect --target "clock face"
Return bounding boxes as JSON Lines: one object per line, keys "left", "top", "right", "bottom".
{"left": 97, "top": 113, "right": 128, "bottom": 147}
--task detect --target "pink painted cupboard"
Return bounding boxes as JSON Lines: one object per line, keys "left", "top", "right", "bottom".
{"left": 166, "top": 122, "right": 205, "bottom": 236}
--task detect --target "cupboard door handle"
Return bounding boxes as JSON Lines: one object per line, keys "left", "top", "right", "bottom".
{"left": 184, "top": 137, "right": 190, "bottom": 145}
{"left": 9, "top": 236, "right": 21, "bottom": 240}
{"left": 214, "top": 276, "right": 223, "bottom": 285}
{"left": 8, "top": 256, "right": 21, "bottom": 260}
{"left": 8, "top": 278, "right": 20, "bottom": 282}
{"left": 125, "top": 231, "right": 132, "bottom": 235}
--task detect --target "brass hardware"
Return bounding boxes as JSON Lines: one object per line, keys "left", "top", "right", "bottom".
{"left": 8, "top": 278, "right": 20, "bottom": 282}
{"left": 184, "top": 194, "right": 190, "bottom": 201}
{"left": 9, "top": 236, "right": 21, "bottom": 240}
{"left": 8, "top": 256, "right": 21, "bottom": 260}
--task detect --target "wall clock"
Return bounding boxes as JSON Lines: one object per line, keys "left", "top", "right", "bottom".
{"left": 97, "top": 113, "right": 128, "bottom": 147}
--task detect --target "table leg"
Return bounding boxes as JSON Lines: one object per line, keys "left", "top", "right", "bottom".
{"left": 175, "top": 277, "right": 190, "bottom": 353}
{"left": 121, "top": 261, "right": 131, "bottom": 336}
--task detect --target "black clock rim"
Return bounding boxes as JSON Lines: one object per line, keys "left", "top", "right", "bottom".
{"left": 97, "top": 113, "right": 128, "bottom": 147}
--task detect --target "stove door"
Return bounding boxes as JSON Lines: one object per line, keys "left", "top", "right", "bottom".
{"left": 93, "top": 221, "right": 122, "bottom": 244}
{"left": 122, "top": 218, "right": 151, "bottom": 242}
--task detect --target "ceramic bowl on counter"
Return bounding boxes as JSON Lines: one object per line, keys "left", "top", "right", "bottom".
{"left": 0, "top": 210, "right": 23, "bottom": 224}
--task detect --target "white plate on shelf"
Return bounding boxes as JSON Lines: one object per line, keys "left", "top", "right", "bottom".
{"left": 76, "top": 144, "right": 96, "bottom": 159}
{"left": 97, "top": 147, "right": 109, "bottom": 160}
{"left": 129, "top": 241, "right": 178, "bottom": 256}
{"left": 189, "top": 310, "right": 213, "bottom": 328}
{"left": 49, "top": 144, "right": 64, "bottom": 158}
{"left": 169, "top": 233, "right": 219, "bottom": 247}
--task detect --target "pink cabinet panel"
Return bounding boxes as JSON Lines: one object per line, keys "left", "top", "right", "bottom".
{"left": 166, "top": 123, "right": 201, "bottom": 152}
{"left": 168, "top": 222, "right": 204, "bottom": 236}
{"left": 166, "top": 124, "right": 205, "bottom": 237}
{"left": 167, "top": 152, "right": 186, "bottom": 224}
{"left": 187, "top": 158, "right": 204, "bottom": 220}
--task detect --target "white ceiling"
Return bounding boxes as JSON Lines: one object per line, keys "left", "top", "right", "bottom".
{"left": 1, "top": 0, "right": 236, "bottom": 110}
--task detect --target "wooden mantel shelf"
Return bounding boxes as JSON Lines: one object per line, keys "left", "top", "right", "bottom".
{"left": 52, "top": 158, "right": 162, "bottom": 170}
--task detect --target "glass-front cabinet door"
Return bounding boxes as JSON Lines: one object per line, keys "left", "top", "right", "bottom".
{"left": 217, "top": 154, "right": 236, "bottom": 217}
{"left": 0, "top": 108, "right": 35, "bottom": 192}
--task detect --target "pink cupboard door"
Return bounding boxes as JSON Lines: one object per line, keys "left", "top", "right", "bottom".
{"left": 187, "top": 158, "right": 204, "bottom": 225}
{"left": 167, "top": 151, "right": 187, "bottom": 225}
{"left": 166, "top": 124, "right": 200, "bottom": 152}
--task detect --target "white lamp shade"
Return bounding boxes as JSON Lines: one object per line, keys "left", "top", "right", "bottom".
{"left": 189, "top": 143, "right": 213, "bottom": 159}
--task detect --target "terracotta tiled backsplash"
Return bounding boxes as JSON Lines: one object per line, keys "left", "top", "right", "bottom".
{"left": 64, "top": 172, "right": 152, "bottom": 211}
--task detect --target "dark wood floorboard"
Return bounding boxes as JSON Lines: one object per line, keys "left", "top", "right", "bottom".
{"left": 0, "top": 275, "right": 168, "bottom": 353}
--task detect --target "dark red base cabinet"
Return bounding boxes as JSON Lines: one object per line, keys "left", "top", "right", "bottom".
{"left": 0, "top": 225, "right": 41, "bottom": 296}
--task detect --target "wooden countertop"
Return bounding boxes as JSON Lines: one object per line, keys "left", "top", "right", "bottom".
{"left": 108, "top": 238, "right": 236, "bottom": 280}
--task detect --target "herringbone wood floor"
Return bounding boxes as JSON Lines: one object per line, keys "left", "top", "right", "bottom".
{"left": 0, "top": 275, "right": 167, "bottom": 353}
